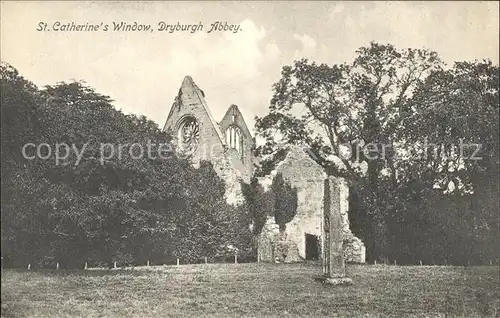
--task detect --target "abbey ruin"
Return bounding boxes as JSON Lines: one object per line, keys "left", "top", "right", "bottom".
{"left": 163, "top": 76, "right": 365, "bottom": 264}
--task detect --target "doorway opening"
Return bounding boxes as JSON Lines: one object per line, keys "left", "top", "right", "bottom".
{"left": 305, "top": 233, "right": 320, "bottom": 260}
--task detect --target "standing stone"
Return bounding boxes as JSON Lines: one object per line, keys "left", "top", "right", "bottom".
{"left": 323, "top": 176, "right": 345, "bottom": 277}
{"left": 318, "top": 176, "right": 352, "bottom": 286}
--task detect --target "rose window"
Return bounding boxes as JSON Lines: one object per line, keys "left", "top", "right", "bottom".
{"left": 177, "top": 117, "right": 200, "bottom": 155}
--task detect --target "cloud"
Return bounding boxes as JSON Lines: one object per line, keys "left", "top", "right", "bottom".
{"left": 326, "top": 2, "right": 499, "bottom": 66}
{"left": 264, "top": 42, "right": 280, "bottom": 61}
{"left": 290, "top": 33, "right": 332, "bottom": 65}
{"left": 292, "top": 33, "right": 317, "bottom": 60}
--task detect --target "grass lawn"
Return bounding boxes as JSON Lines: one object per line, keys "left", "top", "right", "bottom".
{"left": 1, "top": 262, "right": 499, "bottom": 317}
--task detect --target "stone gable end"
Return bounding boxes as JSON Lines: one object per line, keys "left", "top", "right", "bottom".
{"left": 258, "top": 145, "right": 366, "bottom": 263}
{"left": 162, "top": 76, "right": 253, "bottom": 206}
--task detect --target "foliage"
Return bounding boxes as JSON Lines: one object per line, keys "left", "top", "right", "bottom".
{"left": 0, "top": 62, "right": 251, "bottom": 268}
{"left": 270, "top": 173, "right": 298, "bottom": 233}
{"left": 241, "top": 177, "right": 273, "bottom": 235}
{"left": 254, "top": 42, "right": 499, "bottom": 264}
{"left": 241, "top": 173, "right": 298, "bottom": 235}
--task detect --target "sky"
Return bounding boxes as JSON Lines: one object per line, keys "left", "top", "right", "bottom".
{"left": 1, "top": 1, "right": 499, "bottom": 133}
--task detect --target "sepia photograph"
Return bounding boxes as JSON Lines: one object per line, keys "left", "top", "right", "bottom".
{"left": 1, "top": 1, "right": 499, "bottom": 317}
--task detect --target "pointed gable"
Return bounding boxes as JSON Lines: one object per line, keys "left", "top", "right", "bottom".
{"left": 163, "top": 76, "right": 226, "bottom": 147}
{"left": 219, "top": 104, "right": 254, "bottom": 179}
{"left": 162, "top": 76, "right": 253, "bottom": 184}
{"left": 219, "top": 104, "right": 252, "bottom": 139}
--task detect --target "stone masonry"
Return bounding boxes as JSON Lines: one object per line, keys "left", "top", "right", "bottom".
{"left": 162, "top": 76, "right": 252, "bottom": 205}
{"left": 162, "top": 77, "right": 365, "bottom": 263}
{"left": 258, "top": 145, "right": 366, "bottom": 264}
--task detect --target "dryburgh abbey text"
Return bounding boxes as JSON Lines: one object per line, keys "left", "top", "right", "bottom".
{"left": 36, "top": 21, "right": 241, "bottom": 33}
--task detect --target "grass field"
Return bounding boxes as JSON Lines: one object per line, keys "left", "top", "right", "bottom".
{"left": 1, "top": 262, "right": 499, "bottom": 317}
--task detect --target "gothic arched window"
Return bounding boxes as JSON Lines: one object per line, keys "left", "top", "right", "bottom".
{"left": 225, "top": 125, "right": 243, "bottom": 160}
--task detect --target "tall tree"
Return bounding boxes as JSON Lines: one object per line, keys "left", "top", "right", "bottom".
{"left": 270, "top": 173, "right": 298, "bottom": 235}
{"left": 241, "top": 177, "right": 272, "bottom": 236}
{"left": 1, "top": 63, "right": 253, "bottom": 268}
{"left": 255, "top": 42, "right": 442, "bottom": 262}
{"left": 397, "top": 60, "right": 499, "bottom": 263}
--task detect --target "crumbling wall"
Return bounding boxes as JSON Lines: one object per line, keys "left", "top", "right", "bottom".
{"left": 257, "top": 218, "right": 302, "bottom": 263}
{"left": 257, "top": 145, "right": 366, "bottom": 263}
{"left": 213, "top": 153, "right": 245, "bottom": 206}
{"left": 162, "top": 76, "right": 248, "bottom": 206}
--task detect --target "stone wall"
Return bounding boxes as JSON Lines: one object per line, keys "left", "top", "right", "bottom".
{"left": 257, "top": 145, "right": 366, "bottom": 263}
{"left": 212, "top": 152, "right": 245, "bottom": 206}
{"left": 218, "top": 104, "right": 253, "bottom": 182}
{"left": 162, "top": 76, "right": 228, "bottom": 167}
{"left": 162, "top": 76, "right": 249, "bottom": 206}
